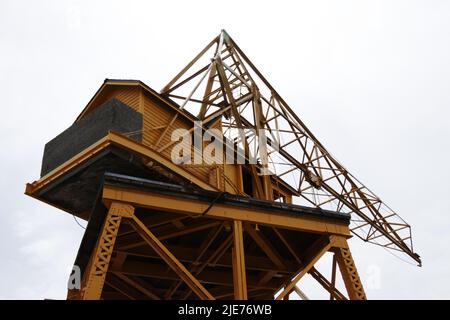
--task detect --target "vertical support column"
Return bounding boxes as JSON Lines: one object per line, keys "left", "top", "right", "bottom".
{"left": 81, "top": 202, "right": 134, "bottom": 300}
{"left": 330, "top": 253, "right": 337, "bottom": 300}
{"left": 232, "top": 220, "right": 247, "bottom": 300}
{"left": 253, "top": 88, "right": 273, "bottom": 201}
{"left": 333, "top": 240, "right": 367, "bottom": 300}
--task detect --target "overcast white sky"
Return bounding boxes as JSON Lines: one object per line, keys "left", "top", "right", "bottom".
{"left": 1, "top": 0, "right": 449, "bottom": 299}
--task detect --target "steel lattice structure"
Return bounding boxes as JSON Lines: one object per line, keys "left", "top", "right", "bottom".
{"left": 160, "top": 30, "right": 420, "bottom": 265}
{"left": 26, "top": 30, "right": 421, "bottom": 300}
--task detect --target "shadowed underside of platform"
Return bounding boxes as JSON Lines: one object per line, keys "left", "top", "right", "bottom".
{"left": 71, "top": 173, "right": 355, "bottom": 300}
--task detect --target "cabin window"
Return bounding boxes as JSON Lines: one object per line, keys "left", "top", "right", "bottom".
{"left": 242, "top": 169, "right": 254, "bottom": 197}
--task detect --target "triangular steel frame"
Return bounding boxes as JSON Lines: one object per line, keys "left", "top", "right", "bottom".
{"left": 159, "top": 30, "right": 420, "bottom": 265}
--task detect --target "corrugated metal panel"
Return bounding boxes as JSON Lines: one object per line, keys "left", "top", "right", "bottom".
{"left": 142, "top": 94, "right": 211, "bottom": 182}
{"left": 106, "top": 87, "right": 141, "bottom": 112}
{"left": 78, "top": 85, "right": 142, "bottom": 122}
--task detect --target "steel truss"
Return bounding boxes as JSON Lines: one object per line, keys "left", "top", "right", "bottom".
{"left": 74, "top": 188, "right": 366, "bottom": 300}
{"left": 157, "top": 30, "right": 420, "bottom": 265}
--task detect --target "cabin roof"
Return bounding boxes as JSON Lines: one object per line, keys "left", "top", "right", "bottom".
{"left": 75, "top": 78, "right": 198, "bottom": 123}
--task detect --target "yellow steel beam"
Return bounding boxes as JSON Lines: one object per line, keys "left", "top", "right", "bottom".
{"left": 167, "top": 224, "right": 223, "bottom": 299}
{"left": 244, "top": 224, "right": 286, "bottom": 270}
{"left": 161, "top": 36, "right": 219, "bottom": 93}
{"left": 275, "top": 236, "right": 332, "bottom": 300}
{"left": 232, "top": 220, "right": 247, "bottom": 300}
{"left": 105, "top": 276, "right": 139, "bottom": 300}
{"left": 273, "top": 227, "right": 347, "bottom": 300}
{"left": 182, "top": 234, "right": 233, "bottom": 299}
{"left": 102, "top": 184, "right": 350, "bottom": 237}
{"left": 334, "top": 243, "right": 367, "bottom": 300}
{"left": 80, "top": 202, "right": 134, "bottom": 300}
{"left": 117, "top": 243, "right": 295, "bottom": 273}
{"left": 110, "top": 259, "right": 280, "bottom": 289}
{"left": 127, "top": 214, "right": 215, "bottom": 300}
{"left": 309, "top": 266, "right": 347, "bottom": 300}
{"left": 215, "top": 61, "right": 265, "bottom": 199}
{"left": 272, "top": 227, "right": 302, "bottom": 264}
{"left": 114, "top": 272, "right": 161, "bottom": 300}
{"left": 118, "top": 220, "right": 221, "bottom": 251}
{"left": 330, "top": 253, "right": 338, "bottom": 300}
